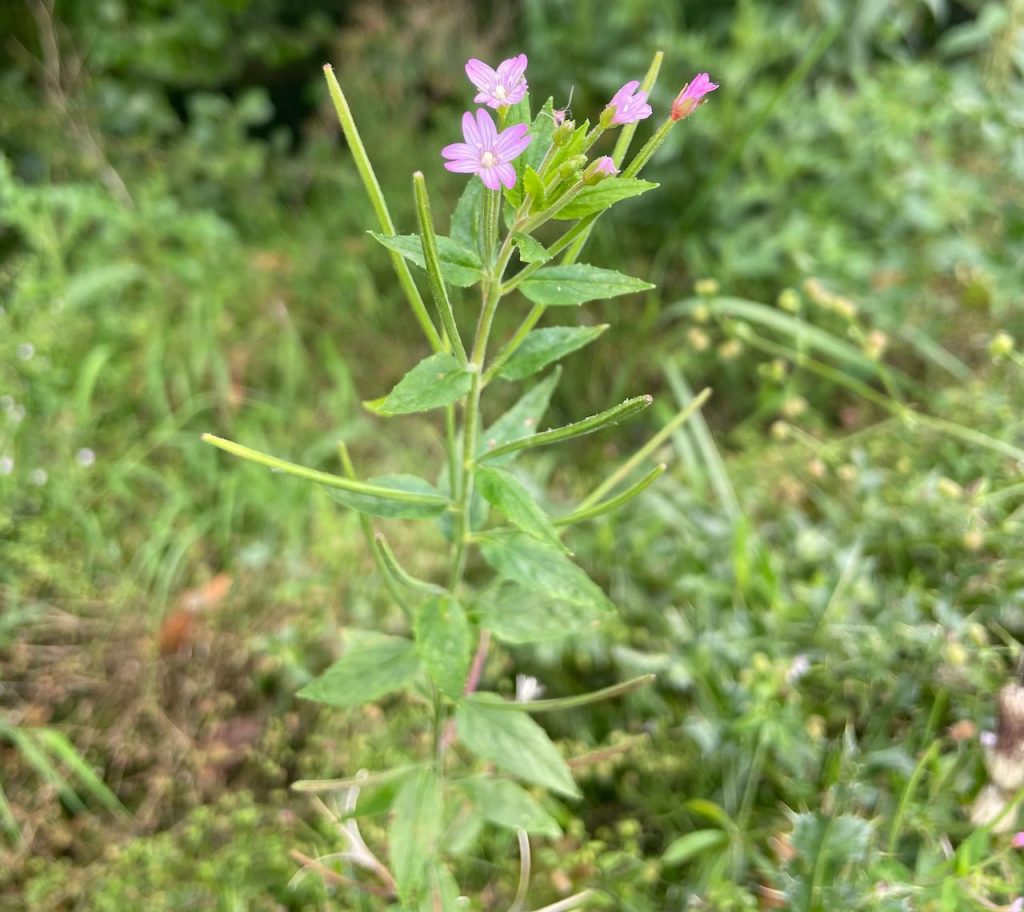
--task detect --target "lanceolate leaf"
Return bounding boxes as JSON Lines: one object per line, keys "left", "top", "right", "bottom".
{"left": 456, "top": 696, "right": 579, "bottom": 798}
{"left": 390, "top": 767, "right": 444, "bottom": 903}
{"left": 553, "top": 178, "right": 658, "bottom": 219}
{"left": 497, "top": 325, "right": 608, "bottom": 381}
{"left": 478, "top": 395, "right": 652, "bottom": 463}
{"left": 370, "top": 232, "right": 482, "bottom": 287}
{"left": 519, "top": 264, "right": 654, "bottom": 307}
{"left": 476, "top": 582, "right": 607, "bottom": 644}
{"left": 479, "top": 368, "right": 560, "bottom": 465}
{"left": 522, "top": 97, "right": 555, "bottom": 173}
{"left": 329, "top": 474, "right": 449, "bottom": 519}
{"left": 297, "top": 634, "right": 421, "bottom": 708}
{"left": 476, "top": 466, "right": 563, "bottom": 550}
{"left": 414, "top": 597, "right": 471, "bottom": 700}
{"left": 479, "top": 533, "right": 614, "bottom": 616}
{"left": 371, "top": 352, "right": 474, "bottom": 416}
{"left": 455, "top": 778, "right": 562, "bottom": 837}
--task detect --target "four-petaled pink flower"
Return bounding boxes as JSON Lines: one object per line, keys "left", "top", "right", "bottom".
{"left": 605, "top": 80, "right": 652, "bottom": 126}
{"left": 671, "top": 72, "right": 719, "bottom": 121}
{"left": 593, "top": 156, "right": 618, "bottom": 176}
{"left": 466, "top": 54, "right": 529, "bottom": 109}
{"left": 442, "top": 109, "right": 532, "bottom": 190}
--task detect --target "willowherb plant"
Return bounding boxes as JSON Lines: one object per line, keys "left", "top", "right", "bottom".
{"left": 203, "top": 52, "right": 716, "bottom": 911}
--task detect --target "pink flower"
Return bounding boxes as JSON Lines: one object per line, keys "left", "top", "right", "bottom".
{"left": 552, "top": 108, "right": 567, "bottom": 126}
{"left": 1013, "top": 831, "right": 1024, "bottom": 849}
{"left": 582, "top": 155, "right": 618, "bottom": 186}
{"left": 604, "top": 80, "right": 652, "bottom": 126}
{"left": 465, "top": 54, "right": 528, "bottom": 109}
{"left": 442, "top": 109, "right": 532, "bottom": 190}
{"left": 671, "top": 72, "right": 719, "bottom": 121}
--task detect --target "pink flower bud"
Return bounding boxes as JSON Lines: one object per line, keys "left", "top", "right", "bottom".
{"left": 671, "top": 72, "right": 719, "bottom": 121}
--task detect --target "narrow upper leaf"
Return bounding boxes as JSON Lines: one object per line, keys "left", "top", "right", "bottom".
{"left": 370, "top": 232, "right": 482, "bottom": 287}
{"left": 519, "top": 264, "right": 653, "bottom": 307}
{"left": 476, "top": 466, "right": 563, "bottom": 550}
{"left": 450, "top": 180, "right": 483, "bottom": 252}
{"left": 553, "top": 178, "right": 658, "bottom": 220}
{"left": 297, "top": 633, "right": 421, "bottom": 708}
{"left": 390, "top": 767, "right": 444, "bottom": 903}
{"left": 522, "top": 98, "right": 555, "bottom": 173}
{"left": 372, "top": 352, "right": 474, "bottom": 416}
{"left": 456, "top": 696, "right": 579, "bottom": 798}
{"left": 455, "top": 778, "right": 562, "bottom": 837}
{"left": 414, "top": 597, "right": 471, "bottom": 700}
{"left": 330, "top": 474, "right": 449, "bottom": 519}
{"left": 498, "top": 325, "right": 608, "bottom": 381}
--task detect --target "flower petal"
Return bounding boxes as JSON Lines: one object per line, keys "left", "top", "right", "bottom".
{"left": 496, "top": 163, "right": 517, "bottom": 189}
{"left": 441, "top": 142, "right": 474, "bottom": 160}
{"left": 445, "top": 158, "right": 482, "bottom": 174}
{"left": 465, "top": 59, "right": 497, "bottom": 92}
{"left": 475, "top": 108, "right": 498, "bottom": 146}
{"left": 462, "top": 110, "right": 483, "bottom": 148}
{"left": 496, "top": 53, "right": 528, "bottom": 85}
{"left": 494, "top": 123, "right": 531, "bottom": 159}
{"left": 478, "top": 167, "right": 502, "bottom": 190}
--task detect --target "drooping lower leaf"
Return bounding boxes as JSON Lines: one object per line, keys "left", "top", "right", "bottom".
{"left": 456, "top": 696, "right": 579, "bottom": 798}
{"left": 519, "top": 264, "right": 653, "bottom": 307}
{"left": 513, "top": 232, "right": 551, "bottom": 265}
{"left": 297, "top": 633, "right": 421, "bottom": 708}
{"left": 414, "top": 597, "right": 471, "bottom": 700}
{"left": 390, "top": 767, "right": 444, "bottom": 903}
{"left": 497, "top": 325, "right": 608, "bottom": 381}
{"left": 370, "top": 232, "right": 482, "bottom": 287}
{"left": 479, "top": 532, "right": 614, "bottom": 617}
{"left": 476, "top": 583, "right": 606, "bottom": 644}
{"left": 476, "top": 466, "right": 562, "bottom": 550}
{"left": 370, "top": 352, "right": 473, "bottom": 416}
{"left": 455, "top": 778, "right": 562, "bottom": 837}
{"left": 478, "top": 368, "right": 560, "bottom": 465}
{"left": 329, "top": 474, "right": 450, "bottom": 519}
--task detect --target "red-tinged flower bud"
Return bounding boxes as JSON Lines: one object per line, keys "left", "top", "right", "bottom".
{"left": 671, "top": 72, "right": 719, "bottom": 121}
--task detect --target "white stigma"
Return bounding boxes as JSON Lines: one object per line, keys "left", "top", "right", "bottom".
{"left": 494, "top": 85, "right": 508, "bottom": 100}
{"left": 480, "top": 151, "right": 497, "bottom": 168}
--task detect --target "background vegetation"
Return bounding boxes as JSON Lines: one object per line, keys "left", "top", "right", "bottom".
{"left": 2, "top": 0, "right": 1023, "bottom": 908}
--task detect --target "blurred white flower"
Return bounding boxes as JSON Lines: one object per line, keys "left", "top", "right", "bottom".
{"left": 17, "top": 343, "right": 34, "bottom": 361}
{"left": 515, "top": 674, "right": 545, "bottom": 703}
{"left": 29, "top": 468, "right": 47, "bottom": 486}
{"left": 786, "top": 654, "right": 811, "bottom": 684}
{"left": 76, "top": 447, "right": 96, "bottom": 467}
{"left": 0, "top": 456, "right": 12, "bottom": 476}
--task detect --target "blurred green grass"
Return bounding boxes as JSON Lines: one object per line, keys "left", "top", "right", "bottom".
{"left": 2, "top": 0, "right": 1024, "bottom": 909}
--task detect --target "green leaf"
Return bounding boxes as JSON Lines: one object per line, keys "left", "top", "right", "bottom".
{"left": 468, "top": 674, "right": 655, "bottom": 713}
{"left": 414, "top": 597, "right": 471, "bottom": 700}
{"left": 456, "top": 696, "right": 579, "bottom": 798}
{"left": 497, "top": 325, "right": 608, "bottom": 381}
{"left": 522, "top": 98, "right": 555, "bottom": 173}
{"left": 372, "top": 352, "right": 474, "bottom": 416}
{"left": 455, "top": 778, "right": 562, "bottom": 837}
{"left": 370, "top": 232, "right": 482, "bottom": 287}
{"left": 476, "top": 466, "right": 563, "bottom": 550}
{"left": 297, "top": 633, "right": 421, "bottom": 708}
{"left": 662, "top": 829, "right": 729, "bottom": 867}
{"left": 478, "top": 395, "right": 652, "bottom": 463}
{"left": 479, "top": 533, "right": 614, "bottom": 617}
{"left": 553, "top": 178, "right": 658, "bottom": 219}
{"left": 330, "top": 474, "right": 449, "bottom": 519}
{"left": 476, "top": 583, "right": 607, "bottom": 644}
{"left": 505, "top": 92, "right": 531, "bottom": 128}
{"left": 519, "top": 264, "right": 654, "bottom": 307}
{"left": 418, "top": 865, "right": 460, "bottom": 912}
{"left": 450, "top": 180, "right": 482, "bottom": 252}
{"left": 522, "top": 167, "right": 546, "bottom": 210}
{"left": 479, "top": 368, "right": 560, "bottom": 466}
{"left": 512, "top": 232, "right": 551, "bottom": 265}
{"left": 390, "top": 767, "right": 444, "bottom": 902}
